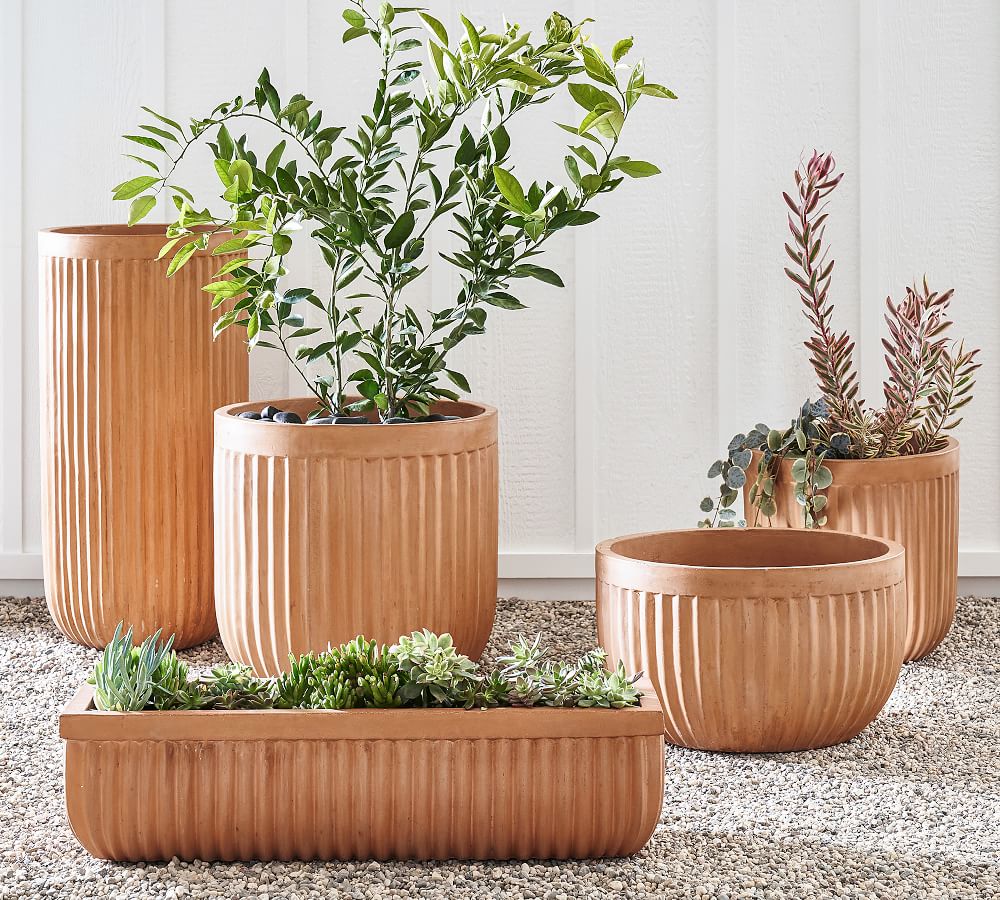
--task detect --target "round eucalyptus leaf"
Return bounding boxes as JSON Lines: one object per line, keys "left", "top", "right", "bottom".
{"left": 794, "top": 489, "right": 807, "bottom": 506}
{"left": 762, "top": 476, "right": 774, "bottom": 496}
{"left": 791, "top": 457, "right": 808, "bottom": 481}
{"left": 725, "top": 466, "right": 747, "bottom": 489}
{"left": 816, "top": 515, "right": 828, "bottom": 527}
{"left": 767, "top": 429, "right": 783, "bottom": 452}
{"left": 813, "top": 465, "right": 833, "bottom": 489}
{"left": 719, "top": 508, "right": 737, "bottom": 520}
{"left": 759, "top": 496, "right": 777, "bottom": 518}
{"left": 795, "top": 428, "right": 807, "bottom": 451}
{"left": 732, "top": 448, "right": 753, "bottom": 469}
{"left": 707, "top": 460, "right": 724, "bottom": 479}
{"left": 700, "top": 497, "right": 714, "bottom": 513}
{"left": 812, "top": 494, "right": 828, "bottom": 511}
{"left": 727, "top": 433, "right": 746, "bottom": 452}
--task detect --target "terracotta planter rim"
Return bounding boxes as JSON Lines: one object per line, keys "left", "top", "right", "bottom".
{"left": 596, "top": 528, "right": 904, "bottom": 597}
{"left": 38, "top": 224, "right": 230, "bottom": 260}
{"left": 61, "top": 684, "right": 665, "bottom": 742}
{"left": 755, "top": 437, "right": 959, "bottom": 483}
{"left": 216, "top": 396, "right": 498, "bottom": 459}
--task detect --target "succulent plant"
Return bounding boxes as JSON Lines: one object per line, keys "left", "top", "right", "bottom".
{"left": 273, "top": 653, "right": 318, "bottom": 709}
{"left": 88, "top": 628, "right": 643, "bottom": 712}
{"left": 575, "top": 661, "right": 643, "bottom": 709}
{"left": 90, "top": 623, "right": 175, "bottom": 711}
{"left": 392, "top": 629, "right": 479, "bottom": 706}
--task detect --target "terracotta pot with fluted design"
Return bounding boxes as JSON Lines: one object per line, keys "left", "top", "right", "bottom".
{"left": 747, "top": 440, "right": 959, "bottom": 660}
{"left": 596, "top": 528, "right": 906, "bottom": 752}
{"left": 38, "top": 225, "right": 248, "bottom": 649}
{"left": 61, "top": 683, "right": 663, "bottom": 861}
{"left": 214, "top": 398, "right": 498, "bottom": 675}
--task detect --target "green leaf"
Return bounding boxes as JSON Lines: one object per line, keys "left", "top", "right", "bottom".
{"left": 700, "top": 497, "right": 714, "bottom": 513}
{"left": 725, "top": 467, "right": 746, "bottom": 489}
{"left": 419, "top": 12, "right": 449, "bottom": 44}
{"left": 272, "top": 233, "right": 293, "bottom": 255}
{"left": 571, "top": 145, "right": 598, "bottom": 169}
{"left": 482, "top": 293, "right": 526, "bottom": 310}
{"left": 460, "top": 14, "right": 480, "bottom": 53}
{"left": 547, "top": 209, "right": 599, "bottom": 229}
{"left": 140, "top": 106, "right": 184, "bottom": 134}
{"left": 568, "top": 82, "right": 618, "bottom": 112}
{"left": 342, "top": 8, "right": 365, "bottom": 26}
{"left": 383, "top": 210, "right": 415, "bottom": 249}
{"left": 492, "top": 166, "right": 529, "bottom": 212}
{"left": 127, "top": 194, "right": 156, "bottom": 225}
{"left": 166, "top": 239, "right": 198, "bottom": 276}
{"left": 612, "top": 36, "right": 633, "bottom": 64}
{"left": 515, "top": 264, "right": 564, "bottom": 287}
{"left": 113, "top": 175, "right": 160, "bottom": 201}
{"left": 216, "top": 124, "right": 234, "bottom": 160}
{"left": 445, "top": 369, "right": 470, "bottom": 392}
{"left": 639, "top": 83, "right": 678, "bottom": 100}
{"left": 343, "top": 25, "right": 368, "bottom": 42}
{"left": 617, "top": 160, "right": 661, "bottom": 177}
{"left": 124, "top": 134, "right": 166, "bottom": 153}
{"left": 228, "top": 159, "right": 253, "bottom": 191}
{"left": 265, "top": 140, "right": 286, "bottom": 176}
{"left": 813, "top": 466, "right": 834, "bottom": 490}
{"left": 279, "top": 98, "right": 312, "bottom": 119}
{"left": 564, "top": 155, "right": 581, "bottom": 186}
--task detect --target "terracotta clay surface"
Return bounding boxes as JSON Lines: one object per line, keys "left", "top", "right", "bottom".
{"left": 747, "top": 440, "right": 959, "bottom": 660}
{"left": 596, "top": 528, "right": 907, "bottom": 752}
{"left": 214, "top": 398, "right": 499, "bottom": 675}
{"left": 38, "top": 225, "right": 248, "bottom": 649}
{"left": 60, "top": 684, "right": 664, "bottom": 862}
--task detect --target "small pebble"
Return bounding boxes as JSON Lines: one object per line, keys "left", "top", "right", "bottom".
{"left": 260, "top": 405, "right": 282, "bottom": 419}
{"left": 237, "top": 411, "right": 262, "bottom": 420}
{"left": 273, "top": 411, "right": 303, "bottom": 425}
{"left": 308, "top": 417, "right": 337, "bottom": 425}
{"left": 333, "top": 416, "right": 369, "bottom": 425}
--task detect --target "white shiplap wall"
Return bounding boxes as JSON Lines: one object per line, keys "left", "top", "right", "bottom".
{"left": 2, "top": 0, "right": 998, "bottom": 594}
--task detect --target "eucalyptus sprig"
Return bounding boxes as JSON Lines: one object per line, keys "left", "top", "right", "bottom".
{"left": 115, "top": 5, "right": 675, "bottom": 420}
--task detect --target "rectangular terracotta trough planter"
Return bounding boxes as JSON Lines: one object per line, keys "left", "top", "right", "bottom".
{"left": 61, "top": 685, "right": 665, "bottom": 862}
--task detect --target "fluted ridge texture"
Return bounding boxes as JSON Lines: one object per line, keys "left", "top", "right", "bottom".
{"left": 755, "top": 450, "right": 959, "bottom": 660}
{"left": 64, "top": 733, "right": 662, "bottom": 861}
{"left": 597, "top": 583, "right": 907, "bottom": 752}
{"left": 40, "top": 238, "right": 247, "bottom": 648}
{"left": 215, "top": 424, "right": 498, "bottom": 675}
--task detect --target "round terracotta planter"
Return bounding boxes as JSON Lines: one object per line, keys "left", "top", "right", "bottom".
{"left": 39, "top": 225, "right": 248, "bottom": 649}
{"left": 596, "top": 528, "right": 906, "bottom": 752}
{"left": 746, "top": 439, "right": 959, "bottom": 660}
{"left": 214, "top": 398, "right": 499, "bottom": 675}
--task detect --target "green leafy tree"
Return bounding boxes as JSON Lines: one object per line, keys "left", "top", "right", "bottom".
{"left": 115, "top": 4, "right": 675, "bottom": 419}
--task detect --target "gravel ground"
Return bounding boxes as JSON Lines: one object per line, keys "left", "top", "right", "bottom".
{"left": 1, "top": 595, "right": 998, "bottom": 900}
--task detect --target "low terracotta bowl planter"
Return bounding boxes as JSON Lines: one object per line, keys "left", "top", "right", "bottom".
{"left": 596, "top": 528, "right": 906, "bottom": 752}
{"left": 214, "top": 399, "right": 499, "bottom": 675}
{"left": 38, "top": 225, "right": 248, "bottom": 649}
{"left": 60, "top": 684, "right": 664, "bottom": 862}
{"left": 748, "top": 439, "right": 959, "bottom": 660}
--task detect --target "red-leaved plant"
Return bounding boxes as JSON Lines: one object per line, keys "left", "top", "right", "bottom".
{"left": 699, "top": 150, "right": 980, "bottom": 529}
{"left": 783, "top": 150, "right": 980, "bottom": 459}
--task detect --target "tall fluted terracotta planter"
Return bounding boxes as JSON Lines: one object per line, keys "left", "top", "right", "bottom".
{"left": 215, "top": 399, "right": 498, "bottom": 675}
{"left": 596, "top": 528, "right": 906, "bottom": 752}
{"left": 746, "top": 440, "right": 959, "bottom": 660}
{"left": 39, "top": 225, "right": 248, "bottom": 649}
{"left": 61, "top": 683, "right": 663, "bottom": 861}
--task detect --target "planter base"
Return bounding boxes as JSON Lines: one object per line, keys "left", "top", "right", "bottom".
{"left": 61, "top": 686, "right": 664, "bottom": 862}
